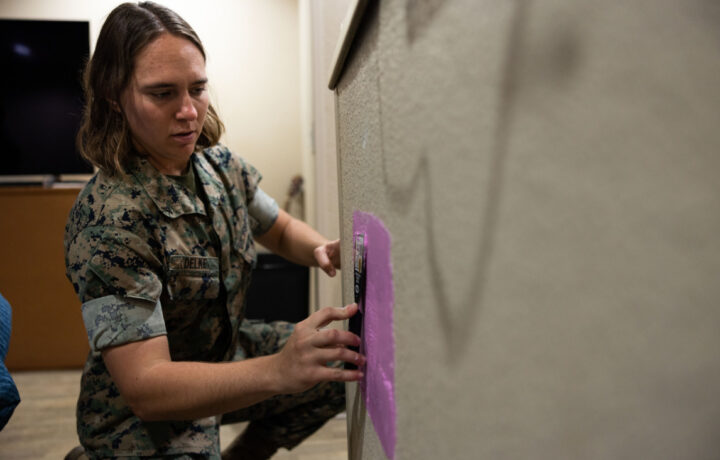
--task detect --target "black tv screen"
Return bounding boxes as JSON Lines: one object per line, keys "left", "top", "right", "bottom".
{"left": 0, "top": 19, "right": 92, "bottom": 181}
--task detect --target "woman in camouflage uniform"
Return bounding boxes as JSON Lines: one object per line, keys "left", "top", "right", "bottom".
{"left": 64, "top": 2, "right": 364, "bottom": 459}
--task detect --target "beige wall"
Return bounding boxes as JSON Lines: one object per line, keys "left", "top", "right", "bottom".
{"left": 302, "top": 0, "right": 352, "bottom": 311}
{"left": 335, "top": 0, "right": 720, "bottom": 459}
{"left": 0, "top": 0, "right": 302, "bottom": 206}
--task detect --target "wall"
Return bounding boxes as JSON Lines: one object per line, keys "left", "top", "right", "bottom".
{"left": 334, "top": 0, "right": 720, "bottom": 459}
{"left": 0, "top": 0, "right": 309, "bottom": 368}
{"left": 301, "top": 0, "right": 353, "bottom": 311}
{"left": 0, "top": 0, "right": 302, "bottom": 206}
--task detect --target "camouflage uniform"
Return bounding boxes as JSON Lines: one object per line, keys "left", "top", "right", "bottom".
{"left": 64, "top": 145, "right": 344, "bottom": 459}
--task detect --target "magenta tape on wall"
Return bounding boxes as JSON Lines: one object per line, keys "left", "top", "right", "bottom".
{"left": 353, "top": 211, "right": 396, "bottom": 459}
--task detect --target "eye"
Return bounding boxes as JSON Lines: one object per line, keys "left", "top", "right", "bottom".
{"left": 191, "top": 86, "right": 206, "bottom": 96}
{"left": 152, "top": 91, "right": 172, "bottom": 100}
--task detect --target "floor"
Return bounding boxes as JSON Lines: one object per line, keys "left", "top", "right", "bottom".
{"left": 0, "top": 370, "right": 348, "bottom": 460}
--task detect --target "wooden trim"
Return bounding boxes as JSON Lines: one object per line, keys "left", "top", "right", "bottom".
{"left": 328, "top": 0, "right": 370, "bottom": 90}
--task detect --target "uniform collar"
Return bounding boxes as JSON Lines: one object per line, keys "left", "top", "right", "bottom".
{"left": 192, "top": 151, "right": 229, "bottom": 208}
{"left": 129, "top": 154, "right": 207, "bottom": 218}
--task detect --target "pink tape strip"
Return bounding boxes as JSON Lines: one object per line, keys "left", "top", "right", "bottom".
{"left": 353, "top": 211, "right": 396, "bottom": 459}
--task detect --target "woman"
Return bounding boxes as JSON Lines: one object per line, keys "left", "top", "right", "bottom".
{"left": 64, "top": 2, "right": 364, "bottom": 459}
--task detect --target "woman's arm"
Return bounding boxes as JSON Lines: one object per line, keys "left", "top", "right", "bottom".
{"left": 102, "top": 304, "right": 364, "bottom": 421}
{"left": 254, "top": 209, "right": 341, "bottom": 276}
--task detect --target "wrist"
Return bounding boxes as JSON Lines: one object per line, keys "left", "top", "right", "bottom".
{"left": 260, "top": 354, "right": 287, "bottom": 395}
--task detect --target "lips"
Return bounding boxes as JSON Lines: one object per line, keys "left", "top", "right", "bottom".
{"left": 171, "top": 130, "right": 197, "bottom": 144}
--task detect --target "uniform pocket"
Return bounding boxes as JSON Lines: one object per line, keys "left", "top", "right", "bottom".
{"left": 231, "top": 211, "right": 257, "bottom": 267}
{"left": 166, "top": 255, "right": 220, "bottom": 300}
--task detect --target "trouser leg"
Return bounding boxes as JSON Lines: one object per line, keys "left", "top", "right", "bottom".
{"left": 222, "top": 320, "right": 346, "bottom": 450}
{"left": 221, "top": 379, "right": 346, "bottom": 450}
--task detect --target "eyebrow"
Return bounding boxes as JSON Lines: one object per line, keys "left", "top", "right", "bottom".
{"left": 140, "top": 78, "right": 208, "bottom": 91}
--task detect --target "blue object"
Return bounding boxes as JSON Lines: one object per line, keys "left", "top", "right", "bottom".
{"left": 0, "top": 292, "right": 20, "bottom": 431}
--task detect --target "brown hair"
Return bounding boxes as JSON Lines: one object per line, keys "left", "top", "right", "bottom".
{"left": 77, "top": 1, "right": 224, "bottom": 175}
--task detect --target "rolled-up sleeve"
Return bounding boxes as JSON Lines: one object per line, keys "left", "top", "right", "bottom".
{"left": 72, "top": 225, "right": 166, "bottom": 352}
{"left": 248, "top": 187, "right": 279, "bottom": 236}
{"left": 81, "top": 295, "right": 166, "bottom": 352}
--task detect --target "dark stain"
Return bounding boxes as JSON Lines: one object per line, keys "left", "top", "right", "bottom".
{"left": 549, "top": 28, "right": 581, "bottom": 82}
{"left": 406, "top": 0, "right": 450, "bottom": 44}
{"left": 377, "top": 0, "right": 533, "bottom": 363}
{"left": 695, "top": 0, "right": 720, "bottom": 42}
{"left": 531, "top": 17, "right": 583, "bottom": 87}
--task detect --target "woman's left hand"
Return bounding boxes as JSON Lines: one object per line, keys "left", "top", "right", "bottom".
{"left": 313, "top": 239, "right": 341, "bottom": 277}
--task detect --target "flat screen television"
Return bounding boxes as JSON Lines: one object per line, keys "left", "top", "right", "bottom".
{"left": 0, "top": 19, "right": 92, "bottom": 185}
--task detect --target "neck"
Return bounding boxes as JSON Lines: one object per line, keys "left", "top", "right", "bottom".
{"left": 132, "top": 139, "right": 191, "bottom": 175}
{"left": 147, "top": 155, "right": 190, "bottom": 176}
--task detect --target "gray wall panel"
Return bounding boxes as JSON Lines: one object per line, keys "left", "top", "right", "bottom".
{"left": 335, "top": 1, "right": 720, "bottom": 458}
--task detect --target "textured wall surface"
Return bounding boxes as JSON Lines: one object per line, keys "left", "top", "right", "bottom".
{"left": 335, "top": 0, "right": 720, "bottom": 459}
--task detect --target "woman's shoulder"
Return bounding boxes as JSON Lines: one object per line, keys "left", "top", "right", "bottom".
{"left": 67, "top": 170, "right": 152, "bottom": 234}
{"left": 200, "top": 144, "right": 256, "bottom": 174}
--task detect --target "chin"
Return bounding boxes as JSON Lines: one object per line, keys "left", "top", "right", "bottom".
{"left": 176, "top": 145, "right": 197, "bottom": 157}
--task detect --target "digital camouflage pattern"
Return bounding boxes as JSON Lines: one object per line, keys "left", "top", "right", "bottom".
{"left": 64, "top": 145, "right": 327, "bottom": 458}
{"left": 226, "top": 320, "right": 346, "bottom": 451}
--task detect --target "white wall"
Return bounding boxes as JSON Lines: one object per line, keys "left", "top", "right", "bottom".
{"left": 0, "top": 0, "right": 302, "bottom": 206}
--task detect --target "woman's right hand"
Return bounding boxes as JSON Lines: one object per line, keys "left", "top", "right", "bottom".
{"left": 272, "top": 303, "right": 365, "bottom": 394}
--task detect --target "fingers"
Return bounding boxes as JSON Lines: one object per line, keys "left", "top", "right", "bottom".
{"left": 321, "top": 367, "right": 364, "bottom": 382}
{"left": 306, "top": 304, "right": 358, "bottom": 330}
{"left": 280, "top": 304, "right": 366, "bottom": 391}
{"left": 314, "top": 240, "right": 341, "bottom": 276}
{"left": 321, "top": 260, "right": 337, "bottom": 277}
{"left": 311, "top": 327, "right": 361, "bottom": 349}
{"left": 314, "top": 245, "right": 336, "bottom": 277}
{"left": 327, "top": 239, "right": 341, "bottom": 270}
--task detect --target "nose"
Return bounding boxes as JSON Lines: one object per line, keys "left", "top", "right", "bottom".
{"left": 176, "top": 92, "right": 198, "bottom": 121}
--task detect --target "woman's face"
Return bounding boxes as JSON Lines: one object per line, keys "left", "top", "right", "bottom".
{"left": 121, "top": 33, "right": 209, "bottom": 175}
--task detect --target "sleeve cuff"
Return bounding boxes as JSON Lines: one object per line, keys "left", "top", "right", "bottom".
{"left": 81, "top": 295, "right": 166, "bottom": 352}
